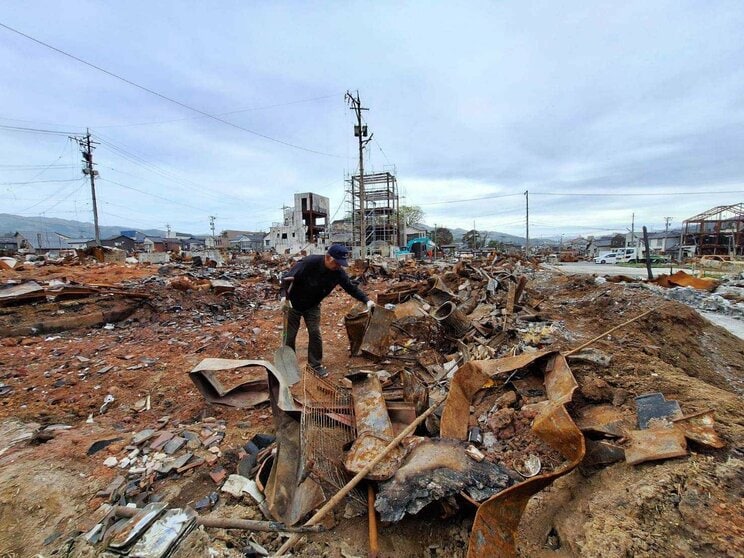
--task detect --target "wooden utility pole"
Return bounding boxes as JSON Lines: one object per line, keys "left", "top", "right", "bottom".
{"left": 642, "top": 226, "right": 653, "bottom": 279}
{"left": 524, "top": 190, "right": 530, "bottom": 255}
{"left": 73, "top": 129, "right": 100, "bottom": 246}
{"left": 346, "top": 91, "right": 372, "bottom": 258}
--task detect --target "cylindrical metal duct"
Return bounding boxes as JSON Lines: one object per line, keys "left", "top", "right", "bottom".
{"left": 433, "top": 300, "right": 472, "bottom": 338}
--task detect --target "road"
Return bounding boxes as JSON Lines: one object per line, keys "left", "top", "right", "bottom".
{"left": 549, "top": 262, "right": 690, "bottom": 278}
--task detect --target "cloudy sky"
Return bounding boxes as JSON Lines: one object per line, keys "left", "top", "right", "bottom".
{"left": 1, "top": 1, "right": 743, "bottom": 238}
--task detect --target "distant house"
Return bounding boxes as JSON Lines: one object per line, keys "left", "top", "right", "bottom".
{"left": 90, "top": 235, "right": 136, "bottom": 253}
{"left": 15, "top": 231, "right": 74, "bottom": 254}
{"left": 404, "top": 223, "right": 429, "bottom": 244}
{"left": 65, "top": 237, "right": 93, "bottom": 250}
{"left": 182, "top": 236, "right": 207, "bottom": 251}
{"left": 230, "top": 232, "right": 266, "bottom": 253}
{"left": 143, "top": 236, "right": 166, "bottom": 253}
{"left": 586, "top": 234, "right": 625, "bottom": 257}
{"left": 0, "top": 235, "right": 18, "bottom": 253}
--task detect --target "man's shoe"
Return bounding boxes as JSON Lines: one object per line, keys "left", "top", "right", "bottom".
{"left": 310, "top": 365, "right": 329, "bottom": 378}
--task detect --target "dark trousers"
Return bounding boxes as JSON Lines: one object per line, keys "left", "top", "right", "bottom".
{"left": 284, "top": 304, "right": 322, "bottom": 369}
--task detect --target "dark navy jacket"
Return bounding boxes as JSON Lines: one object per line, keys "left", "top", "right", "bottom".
{"left": 281, "top": 255, "right": 368, "bottom": 312}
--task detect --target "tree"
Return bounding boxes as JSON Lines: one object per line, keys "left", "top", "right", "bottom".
{"left": 397, "top": 205, "right": 424, "bottom": 228}
{"left": 463, "top": 229, "right": 481, "bottom": 249}
{"left": 433, "top": 227, "right": 453, "bottom": 246}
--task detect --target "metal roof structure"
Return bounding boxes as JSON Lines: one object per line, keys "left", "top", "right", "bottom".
{"left": 682, "top": 203, "right": 744, "bottom": 256}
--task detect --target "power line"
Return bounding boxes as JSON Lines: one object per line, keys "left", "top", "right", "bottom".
{"left": 0, "top": 94, "right": 340, "bottom": 130}
{"left": 98, "top": 177, "right": 213, "bottom": 212}
{"left": 420, "top": 192, "right": 522, "bottom": 206}
{"left": 95, "top": 93, "right": 341, "bottom": 129}
{"left": 0, "top": 22, "right": 343, "bottom": 158}
{"left": 0, "top": 178, "right": 80, "bottom": 186}
{"left": 0, "top": 123, "right": 80, "bottom": 136}
{"left": 532, "top": 190, "right": 744, "bottom": 197}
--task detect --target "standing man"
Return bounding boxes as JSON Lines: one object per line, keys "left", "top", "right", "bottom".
{"left": 281, "top": 244, "right": 374, "bottom": 377}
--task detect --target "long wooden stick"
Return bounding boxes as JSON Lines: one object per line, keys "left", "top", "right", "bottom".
{"left": 367, "top": 484, "right": 379, "bottom": 558}
{"left": 564, "top": 308, "right": 655, "bottom": 357}
{"left": 274, "top": 399, "right": 443, "bottom": 556}
{"left": 112, "top": 506, "right": 324, "bottom": 533}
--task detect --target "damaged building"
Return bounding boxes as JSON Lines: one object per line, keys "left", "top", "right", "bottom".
{"left": 681, "top": 203, "right": 744, "bottom": 257}
{"left": 265, "top": 192, "right": 330, "bottom": 254}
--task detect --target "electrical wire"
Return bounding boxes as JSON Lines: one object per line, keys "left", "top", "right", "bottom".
{"left": 95, "top": 93, "right": 341, "bottom": 128}
{"left": 0, "top": 178, "right": 80, "bottom": 186}
{"left": 98, "top": 177, "right": 217, "bottom": 212}
{"left": 0, "top": 22, "right": 344, "bottom": 158}
{"left": 0, "top": 123, "right": 80, "bottom": 136}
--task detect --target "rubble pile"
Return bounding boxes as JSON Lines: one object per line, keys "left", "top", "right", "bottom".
{"left": 0, "top": 253, "right": 741, "bottom": 557}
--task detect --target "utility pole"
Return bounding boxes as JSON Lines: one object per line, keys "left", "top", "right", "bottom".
{"left": 664, "top": 217, "right": 672, "bottom": 234}
{"left": 346, "top": 90, "right": 372, "bottom": 258}
{"left": 166, "top": 224, "right": 171, "bottom": 238}
{"left": 524, "top": 190, "right": 530, "bottom": 255}
{"left": 209, "top": 216, "right": 216, "bottom": 248}
{"left": 630, "top": 212, "right": 635, "bottom": 247}
{"left": 73, "top": 129, "right": 100, "bottom": 246}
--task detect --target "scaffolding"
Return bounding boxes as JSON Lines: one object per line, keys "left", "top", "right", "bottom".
{"left": 681, "top": 203, "right": 744, "bottom": 256}
{"left": 348, "top": 171, "right": 401, "bottom": 250}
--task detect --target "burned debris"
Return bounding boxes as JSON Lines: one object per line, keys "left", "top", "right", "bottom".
{"left": 0, "top": 252, "right": 739, "bottom": 558}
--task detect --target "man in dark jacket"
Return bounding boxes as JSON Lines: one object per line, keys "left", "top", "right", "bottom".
{"left": 280, "top": 244, "right": 373, "bottom": 377}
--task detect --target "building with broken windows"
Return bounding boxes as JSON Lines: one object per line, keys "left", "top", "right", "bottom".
{"left": 265, "top": 192, "right": 330, "bottom": 254}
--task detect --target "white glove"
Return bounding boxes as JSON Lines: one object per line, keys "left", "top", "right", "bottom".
{"left": 366, "top": 300, "right": 375, "bottom": 310}
{"left": 281, "top": 296, "right": 291, "bottom": 309}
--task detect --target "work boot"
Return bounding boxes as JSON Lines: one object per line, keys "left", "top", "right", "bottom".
{"left": 311, "top": 365, "right": 329, "bottom": 378}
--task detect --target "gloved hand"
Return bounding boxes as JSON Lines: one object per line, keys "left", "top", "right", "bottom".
{"left": 366, "top": 300, "right": 375, "bottom": 310}
{"left": 281, "top": 296, "right": 291, "bottom": 310}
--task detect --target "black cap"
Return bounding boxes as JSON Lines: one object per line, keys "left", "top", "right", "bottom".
{"left": 327, "top": 244, "right": 349, "bottom": 267}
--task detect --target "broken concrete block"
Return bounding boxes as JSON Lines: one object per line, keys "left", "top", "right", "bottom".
{"left": 103, "top": 456, "right": 118, "bottom": 468}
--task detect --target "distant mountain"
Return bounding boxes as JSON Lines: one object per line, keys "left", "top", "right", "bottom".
{"left": 449, "top": 227, "right": 526, "bottom": 245}
{"left": 0, "top": 213, "right": 167, "bottom": 239}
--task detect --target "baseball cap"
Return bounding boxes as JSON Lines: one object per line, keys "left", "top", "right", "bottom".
{"left": 327, "top": 244, "right": 350, "bottom": 267}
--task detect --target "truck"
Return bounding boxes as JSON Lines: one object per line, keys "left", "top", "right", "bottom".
{"left": 613, "top": 247, "right": 669, "bottom": 264}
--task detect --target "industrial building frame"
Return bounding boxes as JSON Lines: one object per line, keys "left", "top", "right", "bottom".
{"left": 347, "top": 171, "right": 401, "bottom": 251}
{"left": 681, "top": 203, "right": 744, "bottom": 256}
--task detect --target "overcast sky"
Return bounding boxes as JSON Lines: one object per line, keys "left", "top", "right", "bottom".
{"left": 1, "top": 1, "right": 743, "bottom": 238}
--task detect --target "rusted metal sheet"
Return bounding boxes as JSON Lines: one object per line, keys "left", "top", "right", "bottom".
{"left": 650, "top": 270, "right": 719, "bottom": 291}
{"left": 575, "top": 405, "right": 632, "bottom": 438}
{"left": 344, "top": 373, "right": 402, "bottom": 480}
{"left": 264, "top": 369, "right": 325, "bottom": 526}
{"left": 108, "top": 502, "right": 167, "bottom": 551}
{"left": 625, "top": 428, "right": 688, "bottom": 465}
{"left": 441, "top": 351, "right": 550, "bottom": 440}
{"left": 0, "top": 281, "right": 45, "bottom": 305}
{"left": 188, "top": 355, "right": 297, "bottom": 411}
{"left": 360, "top": 306, "right": 395, "bottom": 359}
{"left": 582, "top": 439, "right": 625, "bottom": 468}
{"left": 466, "top": 354, "right": 585, "bottom": 558}
{"left": 673, "top": 410, "right": 725, "bottom": 449}
{"left": 344, "top": 305, "right": 371, "bottom": 356}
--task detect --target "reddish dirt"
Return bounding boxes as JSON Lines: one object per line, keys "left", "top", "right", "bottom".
{"left": 0, "top": 262, "right": 741, "bottom": 557}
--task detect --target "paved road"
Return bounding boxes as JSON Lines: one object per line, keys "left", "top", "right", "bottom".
{"left": 550, "top": 262, "right": 689, "bottom": 278}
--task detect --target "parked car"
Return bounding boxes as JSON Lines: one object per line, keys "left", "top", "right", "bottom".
{"left": 594, "top": 253, "right": 618, "bottom": 264}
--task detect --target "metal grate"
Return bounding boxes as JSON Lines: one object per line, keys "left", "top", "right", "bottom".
{"left": 300, "top": 368, "right": 366, "bottom": 509}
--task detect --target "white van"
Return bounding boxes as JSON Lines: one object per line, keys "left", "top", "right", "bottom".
{"left": 594, "top": 252, "right": 618, "bottom": 264}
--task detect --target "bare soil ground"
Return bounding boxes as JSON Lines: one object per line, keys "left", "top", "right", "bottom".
{"left": 0, "top": 263, "right": 741, "bottom": 557}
